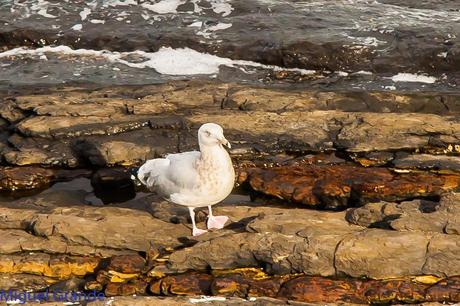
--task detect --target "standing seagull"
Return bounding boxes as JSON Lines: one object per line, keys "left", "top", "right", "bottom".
{"left": 137, "top": 123, "right": 235, "bottom": 236}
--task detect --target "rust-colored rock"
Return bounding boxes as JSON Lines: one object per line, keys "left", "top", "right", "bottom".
{"left": 108, "top": 255, "right": 146, "bottom": 274}
{"left": 85, "top": 280, "right": 104, "bottom": 291}
{"left": 277, "top": 276, "right": 366, "bottom": 303}
{"left": 105, "top": 279, "right": 148, "bottom": 296}
{"left": 96, "top": 270, "right": 111, "bottom": 285}
{"left": 277, "top": 276, "right": 460, "bottom": 304}
{"left": 242, "top": 164, "right": 460, "bottom": 209}
{"left": 145, "top": 272, "right": 460, "bottom": 304}
{"left": 360, "top": 279, "right": 427, "bottom": 303}
{"left": 426, "top": 276, "right": 460, "bottom": 302}
{"left": 150, "top": 272, "right": 213, "bottom": 296}
{"left": 211, "top": 274, "right": 282, "bottom": 298}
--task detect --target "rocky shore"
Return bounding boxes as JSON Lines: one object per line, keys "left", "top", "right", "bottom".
{"left": 0, "top": 79, "right": 457, "bottom": 304}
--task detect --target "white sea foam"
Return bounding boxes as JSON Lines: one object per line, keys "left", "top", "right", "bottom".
{"left": 79, "top": 7, "right": 91, "bottom": 20}
{"left": 390, "top": 73, "right": 437, "bottom": 84}
{"left": 102, "top": 0, "right": 138, "bottom": 8}
{"left": 71, "top": 24, "right": 83, "bottom": 31}
{"left": 142, "top": 0, "right": 185, "bottom": 14}
{"left": 188, "top": 21, "right": 203, "bottom": 28}
{"left": 90, "top": 19, "right": 105, "bottom": 24}
{"left": 196, "top": 22, "right": 232, "bottom": 38}
{"left": 210, "top": 0, "right": 233, "bottom": 16}
{"left": 189, "top": 296, "right": 227, "bottom": 304}
{"left": 437, "top": 52, "right": 448, "bottom": 58}
{"left": 0, "top": 45, "right": 317, "bottom": 76}
{"left": 354, "top": 70, "right": 373, "bottom": 75}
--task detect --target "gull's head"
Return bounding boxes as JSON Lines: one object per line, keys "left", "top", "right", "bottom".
{"left": 198, "top": 123, "right": 231, "bottom": 149}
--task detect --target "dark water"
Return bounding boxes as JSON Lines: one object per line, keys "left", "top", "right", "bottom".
{"left": 0, "top": 0, "right": 459, "bottom": 91}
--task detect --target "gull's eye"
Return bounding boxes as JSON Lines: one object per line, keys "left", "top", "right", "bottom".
{"left": 205, "top": 130, "right": 211, "bottom": 137}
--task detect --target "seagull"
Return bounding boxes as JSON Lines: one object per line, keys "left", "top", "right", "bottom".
{"left": 137, "top": 123, "right": 235, "bottom": 236}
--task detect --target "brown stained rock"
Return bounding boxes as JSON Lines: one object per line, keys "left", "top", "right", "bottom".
{"left": 242, "top": 164, "right": 460, "bottom": 209}
{"left": 152, "top": 273, "right": 213, "bottom": 296}
{"left": 0, "top": 253, "right": 99, "bottom": 278}
{"left": 0, "top": 167, "right": 54, "bottom": 191}
{"left": 211, "top": 275, "right": 250, "bottom": 297}
{"left": 85, "top": 280, "right": 104, "bottom": 291}
{"left": 361, "top": 279, "right": 428, "bottom": 304}
{"left": 108, "top": 255, "right": 146, "bottom": 274}
{"left": 426, "top": 276, "right": 460, "bottom": 302}
{"left": 351, "top": 151, "right": 395, "bottom": 167}
{"left": 96, "top": 270, "right": 111, "bottom": 285}
{"left": 211, "top": 274, "right": 281, "bottom": 298}
{"left": 86, "top": 296, "right": 294, "bottom": 305}
{"left": 105, "top": 279, "right": 148, "bottom": 297}
{"left": 278, "top": 276, "right": 434, "bottom": 304}
{"left": 278, "top": 276, "right": 366, "bottom": 303}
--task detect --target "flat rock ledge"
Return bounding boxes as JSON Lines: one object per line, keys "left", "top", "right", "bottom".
{"left": 0, "top": 81, "right": 459, "bottom": 304}
{"left": 0, "top": 81, "right": 459, "bottom": 169}
{"left": 0, "top": 191, "right": 460, "bottom": 304}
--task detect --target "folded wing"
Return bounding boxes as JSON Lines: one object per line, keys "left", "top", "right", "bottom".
{"left": 137, "top": 151, "right": 201, "bottom": 196}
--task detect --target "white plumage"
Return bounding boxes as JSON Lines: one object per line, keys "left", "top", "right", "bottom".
{"left": 137, "top": 123, "right": 235, "bottom": 236}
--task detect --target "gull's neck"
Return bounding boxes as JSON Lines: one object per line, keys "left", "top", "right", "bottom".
{"left": 199, "top": 143, "right": 230, "bottom": 165}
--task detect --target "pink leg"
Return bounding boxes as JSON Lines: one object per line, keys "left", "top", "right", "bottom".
{"left": 189, "top": 207, "right": 207, "bottom": 236}
{"left": 207, "top": 206, "right": 229, "bottom": 230}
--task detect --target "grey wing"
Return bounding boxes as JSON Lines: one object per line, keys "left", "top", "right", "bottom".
{"left": 137, "top": 151, "right": 200, "bottom": 195}
{"left": 163, "top": 151, "right": 201, "bottom": 189}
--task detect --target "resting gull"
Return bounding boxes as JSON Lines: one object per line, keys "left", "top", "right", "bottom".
{"left": 137, "top": 123, "right": 235, "bottom": 236}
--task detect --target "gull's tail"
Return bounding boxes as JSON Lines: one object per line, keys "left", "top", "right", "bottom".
{"left": 137, "top": 158, "right": 170, "bottom": 189}
{"left": 129, "top": 167, "right": 143, "bottom": 187}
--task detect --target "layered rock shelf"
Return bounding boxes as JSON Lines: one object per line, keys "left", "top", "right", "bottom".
{"left": 0, "top": 80, "right": 459, "bottom": 304}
